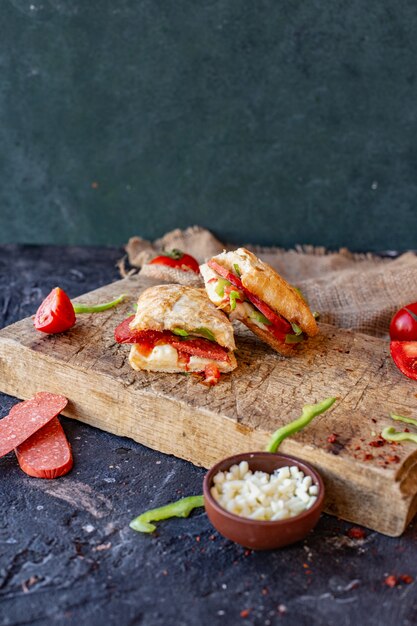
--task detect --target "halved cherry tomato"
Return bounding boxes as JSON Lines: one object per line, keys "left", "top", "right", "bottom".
{"left": 390, "top": 341, "right": 417, "bottom": 380}
{"left": 34, "top": 288, "right": 76, "bottom": 334}
{"left": 148, "top": 249, "right": 200, "bottom": 274}
{"left": 390, "top": 303, "right": 417, "bottom": 341}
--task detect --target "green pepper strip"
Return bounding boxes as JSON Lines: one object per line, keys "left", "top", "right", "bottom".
{"left": 172, "top": 327, "right": 188, "bottom": 337}
{"left": 285, "top": 333, "right": 304, "bottom": 344}
{"left": 73, "top": 294, "right": 127, "bottom": 314}
{"left": 290, "top": 322, "right": 303, "bottom": 336}
{"left": 195, "top": 327, "right": 216, "bottom": 342}
{"left": 129, "top": 495, "right": 204, "bottom": 534}
{"left": 215, "top": 278, "right": 230, "bottom": 297}
{"left": 390, "top": 412, "right": 417, "bottom": 427}
{"left": 381, "top": 427, "right": 417, "bottom": 445}
{"left": 233, "top": 263, "right": 241, "bottom": 277}
{"left": 265, "top": 397, "right": 337, "bottom": 453}
{"left": 229, "top": 290, "right": 241, "bottom": 311}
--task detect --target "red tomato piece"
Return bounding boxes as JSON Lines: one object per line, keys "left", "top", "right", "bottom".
{"left": 34, "top": 287, "right": 76, "bottom": 334}
{"left": 390, "top": 303, "right": 417, "bottom": 341}
{"left": 148, "top": 249, "right": 200, "bottom": 274}
{"left": 390, "top": 341, "right": 417, "bottom": 380}
{"left": 203, "top": 363, "right": 221, "bottom": 386}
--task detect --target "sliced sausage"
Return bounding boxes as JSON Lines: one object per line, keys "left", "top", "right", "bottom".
{"left": 15, "top": 416, "right": 73, "bottom": 479}
{"left": 0, "top": 392, "right": 68, "bottom": 458}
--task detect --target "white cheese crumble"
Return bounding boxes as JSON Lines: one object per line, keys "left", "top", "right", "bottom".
{"left": 210, "top": 461, "right": 318, "bottom": 521}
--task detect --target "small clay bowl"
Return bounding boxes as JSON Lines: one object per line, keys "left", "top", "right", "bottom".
{"left": 203, "top": 451, "right": 324, "bottom": 550}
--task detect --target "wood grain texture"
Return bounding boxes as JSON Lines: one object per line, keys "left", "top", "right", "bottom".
{"left": 1, "top": 274, "right": 417, "bottom": 536}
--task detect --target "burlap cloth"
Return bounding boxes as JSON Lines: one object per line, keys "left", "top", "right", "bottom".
{"left": 123, "top": 226, "right": 417, "bottom": 338}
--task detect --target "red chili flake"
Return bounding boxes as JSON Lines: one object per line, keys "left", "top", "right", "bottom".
{"left": 327, "top": 433, "right": 338, "bottom": 443}
{"left": 404, "top": 428, "right": 410, "bottom": 433}
{"left": 305, "top": 569, "right": 312, "bottom": 575}
{"left": 209, "top": 535, "right": 216, "bottom": 541}
{"left": 195, "top": 536, "right": 201, "bottom": 542}
{"left": 364, "top": 453, "right": 374, "bottom": 461}
{"left": 369, "top": 438, "right": 385, "bottom": 447}
{"left": 347, "top": 527, "right": 366, "bottom": 540}
{"left": 302, "top": 563, "right": 309, "bottom": 568}
{"left": 387, "top": 455, "right": 400, "bottom": 463}
{"left": 240, "top": 609, "right": 251, "bottom": 618}
{"left": 244, "top": 549, "right": 252, "bottom": 557}
{"left": 399, "top": 574, "right": 413, "bottom": 584}
{"left": 261, "top": 587, "right": 269, "bottom": 596}
{"left": 162, "top": 570, "right": 168, "bottom": 576}
{"left": 384, "top": 575, "right": 398, "bottom": 588}
{"left": 355, "top": 445, "right": 361, "bottom": 451}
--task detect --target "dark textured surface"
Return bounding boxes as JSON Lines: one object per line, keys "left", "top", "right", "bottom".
{"left": 1, "top": 1, "right": 417, "bottom": 251}
{"left": 1, "top": 245, "right": 417, "bottom": 626}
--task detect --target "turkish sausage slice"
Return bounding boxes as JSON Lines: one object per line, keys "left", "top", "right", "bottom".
{"left": 15, "top": 416, "right": 73, "bottom": 479}
{"left": 0, "top": 392, "right": 68, "bottom": 458}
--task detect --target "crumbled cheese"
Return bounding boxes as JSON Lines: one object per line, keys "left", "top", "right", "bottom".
{"left": 211, "top": 461, "right": 318, "bottom": 521}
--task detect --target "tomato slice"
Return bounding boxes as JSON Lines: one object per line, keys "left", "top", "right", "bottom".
{"left": 390, "top": 303, "right": 417, "bottom": 341}
{"left": 390, "top": 341, "right": 417, "bottom": 380}
{"left": 148, "top": 250, "right": 200, "bottom": 274}
{"left": 207, "top": 260, "right": 292, "bottom": 334}
{"left": 34, "top": 288, "right": 76, "bottom": 334}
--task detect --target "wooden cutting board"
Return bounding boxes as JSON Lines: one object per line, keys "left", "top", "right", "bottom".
{"left": 1, "top": 273, "right": 417, "bottom": 536}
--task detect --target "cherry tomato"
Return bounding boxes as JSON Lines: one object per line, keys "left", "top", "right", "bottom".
{"left": 390, "top": 303, "right": 417, "bottom": 341}
{"left": 390, "top": 341, "right": 417, "bottom": 380}
{"left": 34, "top": 287, "right": 76, "bottom": 334}
{"left": 148, "top": 249, "right": 200, "bottom": 274}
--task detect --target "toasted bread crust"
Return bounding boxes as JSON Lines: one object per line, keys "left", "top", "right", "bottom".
{"left": 140, "top": 263, "right": 203, "bottom": 287}
{"left": 205, "top": 248, "right": 318, "bottom": 337}
{"left": 130, "top": 284, "right": 236, "bottom": 351}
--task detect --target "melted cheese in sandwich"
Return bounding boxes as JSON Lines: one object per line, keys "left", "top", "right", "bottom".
{"left": 128, "top": 343, "right": 232, "bottom": 373}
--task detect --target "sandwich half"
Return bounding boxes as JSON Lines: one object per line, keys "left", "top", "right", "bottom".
{"left": 115, "top": 284, "right": 237, "bottom": 383}
{"left": 200, "top": 248, "right": 318, "bottom": 356}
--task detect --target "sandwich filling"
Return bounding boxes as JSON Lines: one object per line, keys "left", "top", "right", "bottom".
{"left": 115, "top": 315, "right": 233, "bottom": 378}
{"left": 206, "top": 260, "right": 304, "bottom": 346}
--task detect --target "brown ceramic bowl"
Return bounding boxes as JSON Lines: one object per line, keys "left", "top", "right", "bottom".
{"left": 203, "top": 451, "right": 325, "bottom": 550}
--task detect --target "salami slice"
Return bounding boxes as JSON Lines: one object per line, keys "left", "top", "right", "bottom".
{"left": 0, "top": 392, "right": 68, "bottom": 458}
{"left": 15, "top": 416, "right": 73, "bottom": 479}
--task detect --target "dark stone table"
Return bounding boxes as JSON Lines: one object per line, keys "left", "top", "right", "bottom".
{"left": 0, "top": 245, "right": 416, "bottom": 626}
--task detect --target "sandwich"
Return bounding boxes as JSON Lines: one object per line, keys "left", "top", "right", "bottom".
{"left": 200, "top": 248, "right": 318, "bottom": 356}
{"left": 114, "top": 284, "right": 237, "bottom": 384}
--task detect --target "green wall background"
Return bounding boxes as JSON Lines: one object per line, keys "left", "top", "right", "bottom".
{"left": 1, "top": 0, "right": 417, "bottom": 250}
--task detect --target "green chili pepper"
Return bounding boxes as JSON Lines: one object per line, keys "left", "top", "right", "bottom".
{"left": 129, "top": 495, "right": 204, "bottom": 534}
{"left": 172, "top": 328, "right": 189, "bottom": 337}
{"left": 215, "top": 278, "right": 231, "bottom": 297}
{"left": 390, "top": 412, "right": 417, "bottom": 427}
{"left": 285, "top": 333, "right": 304, "bottom": 344}
{"left": 249, "top": 309, "right": 272, "bottom": 326}
{"left": 291, "top": 322, "right": 303, "bottom": 336}
{"left": 381, "top": 427, "right": 417, "bottom": 445}
{"left": 265, "top": 397, "right": 337, "bottom": 453}
{"left": 233, "top": 263, "right": 241, "bottom": 277}
{"left": 72, "top": 294, "right": 127, "bottom": 314}
{"left": 229, "top": 290, "right": 241, "bottom": 311}
{"left": 194, "top": 327, "right": 216, "bottom": 342}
